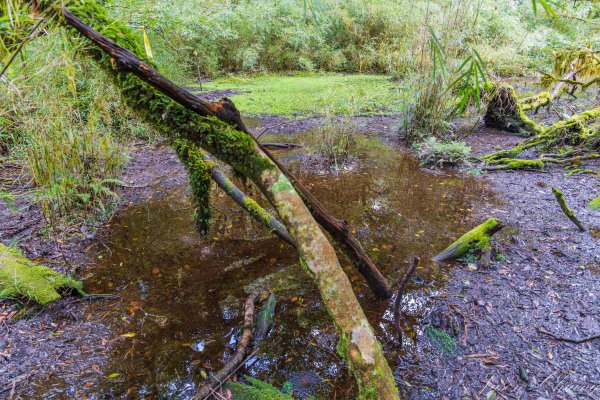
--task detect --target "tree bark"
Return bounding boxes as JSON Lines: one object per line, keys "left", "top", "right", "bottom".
{"left": 54, "top": 3, "right": 399, "bottom": 397}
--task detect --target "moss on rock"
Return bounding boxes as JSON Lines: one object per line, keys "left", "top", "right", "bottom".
{"left": 0, "top": 244, "right": 85, "bottom": 304}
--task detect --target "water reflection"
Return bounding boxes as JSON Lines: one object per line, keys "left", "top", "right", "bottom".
{"left": 32, "top": 135, "right": 493, "bottom": 399}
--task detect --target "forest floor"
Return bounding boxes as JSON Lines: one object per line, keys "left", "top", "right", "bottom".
{"left": 1, "top": 92, "right": 599, "bottom": 399}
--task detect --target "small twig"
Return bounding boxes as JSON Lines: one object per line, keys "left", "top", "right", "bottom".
{"left": 261, "top": 142, "right": 304, "bottom": 149}
{"left": 537, "top": 327, "right": 600, "bottom": 344}
{"left": 255, "top": 121, "right": 292, "bottom": 139}
{"left": 394, "top": 257, "right": 419, "bottom": 343}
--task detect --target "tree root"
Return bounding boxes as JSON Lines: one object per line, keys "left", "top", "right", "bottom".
{"left": 537, "top": 327, "right": 600, "bottom": 344}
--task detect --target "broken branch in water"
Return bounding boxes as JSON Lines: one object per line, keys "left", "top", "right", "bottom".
{"left": 537, "top": 327, "right": 600, "bottom": 344}
{"left": 195, "top": 292, "right": 259, "bottom": 399}
{"left": 552, "top": 187, "right": 586, "bottom": 232}
{"left": 394, "top": 257, "right": 419, "bottom": 343}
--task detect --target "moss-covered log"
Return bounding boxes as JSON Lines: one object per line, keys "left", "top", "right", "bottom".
{"left": 483, "top": 107, "right": 600, "bottom": 169}
{"left": 432, "top": 218, "right": 504, "bottom": 262}
{"left": 0, "top": 244, "right": 86, "bottom": 304}
{"left": 40, "top": 2, "right": 398, "bottom": 397}
{"left": 552, "top": 188, "right": 586, "bottom": 232}
{"left": 44, "top": 0, "right": 393, "bottom": 301}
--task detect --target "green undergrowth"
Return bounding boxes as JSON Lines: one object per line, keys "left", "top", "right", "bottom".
{"left": 425, "top": 325, "right": 457, "bottom": 355}
{"left": 226, "top": 376, "right": 293, "bottom": 400}
{"left": 0, "top": 244, "right": 86, "bottom": 304}
{"left": 198, "top": 73, "right": 402, "bottom": 116}
{"left": 588, "top": 195, "right": 600, "bottom": 211}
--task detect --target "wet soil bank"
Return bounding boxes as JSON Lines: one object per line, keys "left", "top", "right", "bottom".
{"left": 1, "top": 123, "right": 599, "bottom": 399}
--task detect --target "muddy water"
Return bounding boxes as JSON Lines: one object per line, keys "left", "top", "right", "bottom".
{"left": 37, "top": 136, "right": 493, "bottom": 399}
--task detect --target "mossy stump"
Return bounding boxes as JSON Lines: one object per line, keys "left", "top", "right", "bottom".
{"left": 0, "top": 244, "right": 85, "bottom": 304}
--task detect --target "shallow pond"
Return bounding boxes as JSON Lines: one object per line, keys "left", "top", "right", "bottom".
{"left": 37, "top": 134, "right": 494, "bottom": 398}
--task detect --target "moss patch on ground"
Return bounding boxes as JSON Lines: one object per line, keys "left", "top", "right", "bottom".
{"left": 588, "top": 195, "right": 600, "bottom": 211}
{"left": 198, "top": 73, "right": 403, "bottom": 116}
{"left": 0, "top": 244, "right": 85, "bottom": 304}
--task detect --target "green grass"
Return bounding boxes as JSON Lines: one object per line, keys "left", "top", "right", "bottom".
{"left": 199, "top": 73, "right": 403, "bottom": 116}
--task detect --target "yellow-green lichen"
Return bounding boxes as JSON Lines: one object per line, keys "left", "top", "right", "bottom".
{"left": 0, "top": 244, "right": 86, "bottom": 304}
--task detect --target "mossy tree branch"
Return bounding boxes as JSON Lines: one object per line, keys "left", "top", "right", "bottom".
{"left": 552, "top": 187, "right": 586, "bottom": 232}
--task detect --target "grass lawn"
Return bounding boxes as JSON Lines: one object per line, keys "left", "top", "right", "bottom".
{"left": 197, "top": 73, "right": 404, "bottom": 116}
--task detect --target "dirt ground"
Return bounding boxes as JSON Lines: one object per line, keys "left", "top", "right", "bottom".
{"left": 1, "top": 117, "right": 599, "bottom": 399}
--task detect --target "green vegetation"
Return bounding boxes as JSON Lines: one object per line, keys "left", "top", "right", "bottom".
{"left": 415, "top": 137, "right": 471, "bottom": 168}
{"left": 0, "top": 244, "right": 86, "bottom": 304}
{"left": 201, "top": 73, "right": 401, "bottom": 116}
{"left": 425, "top": 325, "right": 457, "bottom": 355}
{"left": 589, "top": 195, "right": 600, "bottom": 211}
{"left": 226, "top": 376, "right": 293, "bottom": 400}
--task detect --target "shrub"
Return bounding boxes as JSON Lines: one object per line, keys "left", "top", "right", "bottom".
{"left": 415, "top": 137, "right": 471, "bottom": 168}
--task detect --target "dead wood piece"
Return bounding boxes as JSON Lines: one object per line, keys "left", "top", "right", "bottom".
{"left": 552, "top": 187, "right": 586, "bottom": 232}
{"left": 261, "top": 142, "right": 304, "bottom": 149}
{"left": 195, "top": 292, "right": 259, "bottom": 399}
{"left": 537, "top": 327, "right": 600, "bottom": 344}
{"left": 394, "top": 257, "right": 419, "bottom": 343}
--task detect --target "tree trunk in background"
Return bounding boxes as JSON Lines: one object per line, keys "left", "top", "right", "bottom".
{"left": 45, "top": 2, "right": 399, "bottom": 397}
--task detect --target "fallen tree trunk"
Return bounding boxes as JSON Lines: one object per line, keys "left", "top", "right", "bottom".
{"left": 175, "top": 139, "right": 295, "bottom": 247}
{"left": 552, "top": 187, "right": 586, "bottom": 232}
{"left": 51, "top": 2, "right": 398, "bottom": 397}
{"left": 432, "top": 218, "right": 504, "bottom": 263}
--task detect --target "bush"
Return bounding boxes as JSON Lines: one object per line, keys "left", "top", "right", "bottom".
{"left": 415, "top": 137, "right": 471, "bottom": 168}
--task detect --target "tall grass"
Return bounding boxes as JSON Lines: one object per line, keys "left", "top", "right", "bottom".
{"left": 0, "top": 27, "right": 155, "bottom": 226}
{"left": 111, "top": 0, "right": 592, "bottom": 80}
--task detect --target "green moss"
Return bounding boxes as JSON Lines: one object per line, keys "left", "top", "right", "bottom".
{"left": 493, "top": 158, "right": 545, "bottom": 170}
{"left": 242, "top": 197, "right": 275, "bottom": 228}
{"left": 0, "top": 244, "right": 86, "bottom": 304}
{"left": 225, "top": 376, "right": 293, "bottom": 400}
{"left": 173, "top": 139, "right": 213, "bottom": 234}
{"left": 271, "top": 174, "right": 295, "bottom": 194}
{"left": 432, "top": 218, "right": 503, "bottom": 262}
{"left": 589, "top": 195, "right": 600, "bottom": 211}
{"left": 425, "top": 325, "right": 457, "bottom": 355}
{"left": 201, "top": 73, "right": 403, "bottom": 116}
